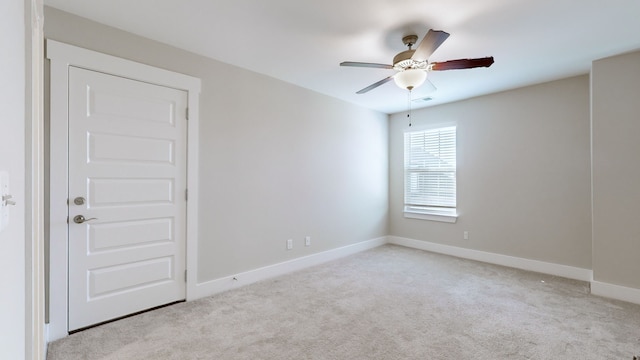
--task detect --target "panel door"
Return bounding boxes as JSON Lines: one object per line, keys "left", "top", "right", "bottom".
{"left": 67, "top": 66, "right": 188, "bottom": 331}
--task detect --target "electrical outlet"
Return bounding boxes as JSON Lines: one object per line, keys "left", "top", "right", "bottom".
{"left": 463, "top": 231, "right": 469, "bottom": 240}
{"left": 305, "top": 236, "right": 311, "bottom": 246}
{"left": 286, "top": 239, "right": 293, "bottom": 250}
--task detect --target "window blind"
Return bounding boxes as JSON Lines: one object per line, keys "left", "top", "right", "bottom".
{"left": 404, "top": 126, "right": 456, "bottom": 209}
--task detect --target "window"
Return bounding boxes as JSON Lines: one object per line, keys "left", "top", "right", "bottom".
{"left": 404, "top": 126, "right": 457, "bottom": 222}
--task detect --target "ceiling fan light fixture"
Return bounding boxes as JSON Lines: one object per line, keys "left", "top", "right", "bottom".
{"left": 394, "top": 69, "right": 427, "bottom": 90}
{"left": 341, "top": 29, "right": 494, "bottom": 95}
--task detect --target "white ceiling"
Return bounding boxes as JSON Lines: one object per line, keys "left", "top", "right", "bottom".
{"left": 44, "top": 0, "right": 640, "bottom": 114}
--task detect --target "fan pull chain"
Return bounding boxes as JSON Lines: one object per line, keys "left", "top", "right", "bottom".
{"left": 407, "top": 89, "right": 412, "bottom": 127}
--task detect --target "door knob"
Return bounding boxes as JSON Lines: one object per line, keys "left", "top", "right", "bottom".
{"left": 73, "top": 215, "right": 97, "bottom": 224}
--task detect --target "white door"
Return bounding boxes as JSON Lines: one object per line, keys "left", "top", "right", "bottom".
{"left": 67, "top": 66, "right": 188, "bottom": 331}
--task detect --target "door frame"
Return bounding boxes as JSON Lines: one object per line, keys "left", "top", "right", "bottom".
{"left": 47, "top": 40, "right": 201, "bottom": 341}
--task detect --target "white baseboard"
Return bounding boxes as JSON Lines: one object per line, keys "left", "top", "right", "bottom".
{"left": 591, "top": 280, "right": 640, "bottom": 305}
{"left": 388, "top": 236, "right": 593, "bottom": 282}
{"left": 193, "top": 237, "right": 387, "bottom": 300}
{"left": 44, "top": 324, "right": 49, "bottom": 358}
{"left": 194, "top": 235, "right": 597, "bottom": 301}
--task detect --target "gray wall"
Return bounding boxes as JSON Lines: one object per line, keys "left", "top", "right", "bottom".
{"left": 389, "top": 75, "right": 592, "bottom": 269}
{"left": 44, "top": 7, "right": 389, "bottom": 282}
{"left": 43, "top": 6, "right": 640, "bottom": 301}
{"left": 592, "top": 50, "right": 640, "bottom": 289}
{"left": 0, "top": 0, "right": 26, "bottom": 358}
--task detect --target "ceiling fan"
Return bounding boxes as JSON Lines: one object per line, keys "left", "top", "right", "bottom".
{"left": 340, "top": 29, "right": 494, "bottom": 94}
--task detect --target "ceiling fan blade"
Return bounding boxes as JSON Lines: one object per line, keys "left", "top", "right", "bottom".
{"left": 356, "top": 76, "right": 394, "bottom": 94}
{"left": 411, "top": 29, "right": 450, "bottom": 61}
{"left": 340, "top": 61, "right": 394, "bottom": 69}
{"left": 431, "top": 57, "right": 495, "bottom": 71}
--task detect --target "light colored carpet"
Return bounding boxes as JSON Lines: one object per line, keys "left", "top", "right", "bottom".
{"left": 48, "top": 245, "right": 640, "bottom": 359}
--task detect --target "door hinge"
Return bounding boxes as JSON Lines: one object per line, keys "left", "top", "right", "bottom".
{"left": 186, "top": 107, "right": 189, "bottom": 120}
{"left": 185, "top": 189, "right": 188, "bottom": 201}
{"left": 184, "top": 270, "right": 187, "bottom": 282}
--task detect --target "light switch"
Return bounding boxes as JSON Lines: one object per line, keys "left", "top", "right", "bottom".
{"left": 0, "top": 171, "right": 11, "bottom": 233}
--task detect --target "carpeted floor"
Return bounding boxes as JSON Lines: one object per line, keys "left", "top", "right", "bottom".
{"left": 48, "top": 245, "right": 640, "bottom": 359}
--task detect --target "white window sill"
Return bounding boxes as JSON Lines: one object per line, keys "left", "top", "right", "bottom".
{"left": 404, "top": 209, "right": 458, "bottom": 223}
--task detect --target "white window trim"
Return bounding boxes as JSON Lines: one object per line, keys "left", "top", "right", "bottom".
{"left": 403, "top": 206, "right": 458, "bottom": 223}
